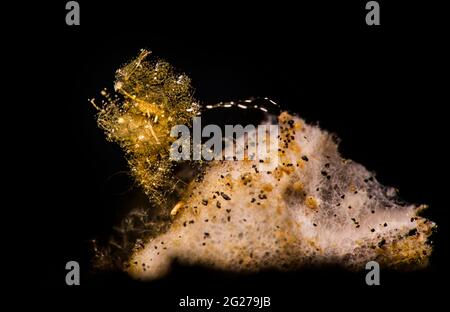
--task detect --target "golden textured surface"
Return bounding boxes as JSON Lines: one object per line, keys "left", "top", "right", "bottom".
{"left": 92, "top": 50, "right": 198, "bottom": 204}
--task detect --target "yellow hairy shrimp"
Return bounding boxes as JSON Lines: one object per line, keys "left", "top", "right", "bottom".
{"left": 91, "top": 49, "right": 198, "bottom": 203}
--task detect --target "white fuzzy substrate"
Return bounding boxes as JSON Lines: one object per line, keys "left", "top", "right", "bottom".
{"left": 127, "top": 112, "right": 434, "bottom": 279}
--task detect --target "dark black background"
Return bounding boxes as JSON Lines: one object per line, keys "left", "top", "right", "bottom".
{"left": 14, "top": 0, "right": 448, "bottom": 309}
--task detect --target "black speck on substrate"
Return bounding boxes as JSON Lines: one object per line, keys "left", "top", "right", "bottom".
{"left": 221, "top": 192, "right": 231, "bottom": 200}
{"left": 301, "top": 155, "right": 309, "bottom": 162}
{"left": 408, "top": 228, "right": 418, "bottom": 236}
{"left": 202, "top": 199, "right": 208, "bottom": 206}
